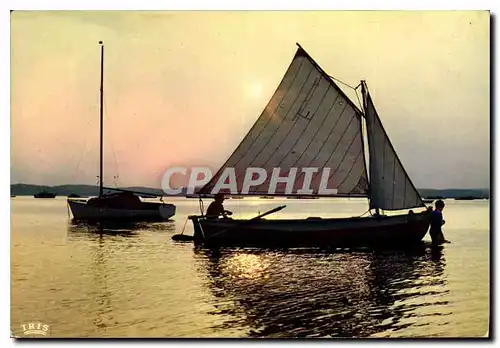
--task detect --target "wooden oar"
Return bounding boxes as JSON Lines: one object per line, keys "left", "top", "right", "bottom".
{"left": 171, "top": 217, "right": 193, "bottom": 242}
{"left": 204, "top": 205, "right": 286, "bottom": 241}
{"left": 172, "top": 205, "right": 286, "bottom": 243}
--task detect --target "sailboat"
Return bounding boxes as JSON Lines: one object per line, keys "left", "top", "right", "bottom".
{"left": 188, "top": 44, "right": 432, "bottom": 248}
{"left": 34, "top": 189, "right": 56, "bottom": 198}
{"left": 67, "top": 42, "right": 176, "bottom": 222}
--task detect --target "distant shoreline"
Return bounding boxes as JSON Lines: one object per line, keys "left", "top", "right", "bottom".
{"left": 10, "top": 183, "right": 490, "bottom": 199}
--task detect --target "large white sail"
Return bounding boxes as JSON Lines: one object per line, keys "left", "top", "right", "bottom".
{"left": 363, "top": 83, "right": 425, "bottom": 211}
{"left": 198, "top": 46, "right": 369, "bottom": 196}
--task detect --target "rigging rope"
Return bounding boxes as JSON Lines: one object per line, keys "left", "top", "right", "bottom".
{"left": 103, "top": 94, "right": 120, "bottom": 187}
{"left": 70, "top": 105, "right": 95, "bottom": 183}
{"left": 329, "top": 76, "right": 364, "bottom": 112}
{"left": 179, "top": 217, "right": 189, "bottom": 235}
{"left": 328, "top": 75, "right": 357, "bottom": 90}
{"left": 355, "top": 89, "right": 364, "bottom": 113}
{"left": 359, "top": 209, "right": 372, "bottom": 217}
{"left": 199, "top": 196, "right": 205, "bottom": 216}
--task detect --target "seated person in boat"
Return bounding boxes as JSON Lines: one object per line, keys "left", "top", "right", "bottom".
{"left": 429, "top": 199, "right": 450, "bottom": 244}
{"left": 206, "top": 193, "right": 233, "bottom": 219}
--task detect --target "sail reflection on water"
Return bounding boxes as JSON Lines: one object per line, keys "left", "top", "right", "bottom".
{"left": 194, "top": 246, "right": 450, "bottom": 338}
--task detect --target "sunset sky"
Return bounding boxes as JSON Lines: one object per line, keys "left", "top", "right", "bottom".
{"left": 10, "top": 11, "right": 490, "bottom": 189}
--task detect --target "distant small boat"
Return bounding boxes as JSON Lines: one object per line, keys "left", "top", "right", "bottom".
{"left": 259, "top": 196, "right": 275, "bottom": 199}
{"left": 455, "top": 196, "right": 480, "bottom": 201}
{"left": 186, "top": 194, "right": 214, "bottom": 199}
{"left": 68, "top": 193, "right": 83, "bottom": 198}
{"left": 10, "top": 195, "right": 16, "bottom": 198}
{"left": 422, "top": 199, "right": 434, "bottom": 204}
{"left": 287, "top": 196, "right": 320, "bottom": 200}
{"left": 231, "top": 196, "right": 244, "bottom": 199}
{"left": 34, "top": 190, "right": 56, "bottom": 198}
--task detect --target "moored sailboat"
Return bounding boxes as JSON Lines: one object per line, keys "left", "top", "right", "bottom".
{"left": 67, "top": 42, "right": 175, "bottom": 222}
{"left": 34, "top": 189, "right": 56, "bottom": 198}
{"left": 188, "top": 44, "right": 431, "bottom": 248}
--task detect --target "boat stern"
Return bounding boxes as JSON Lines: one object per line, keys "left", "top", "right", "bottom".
{"left": 159, "top": 203, "right": 176, "bottom": 220}
{"left": 67, "top": 198, "right": 88, "bottom": 220}
{"left": 188, "top": 215, "right": 206, "bottom": 245}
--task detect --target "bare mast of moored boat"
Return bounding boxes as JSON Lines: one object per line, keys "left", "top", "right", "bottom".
{"left": 99, "top": 41, "right": 104, "bottom": 199}
{"left": 66, "top": 42, "right": 176, "bottom": 221}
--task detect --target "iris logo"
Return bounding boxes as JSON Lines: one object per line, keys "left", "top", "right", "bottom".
{"left": 20, "top": 322, "right": 50, "bottom": 336}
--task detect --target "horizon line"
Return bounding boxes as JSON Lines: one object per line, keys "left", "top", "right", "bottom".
{"left": 10, "top": 182, "right": 491, "bottom": 191}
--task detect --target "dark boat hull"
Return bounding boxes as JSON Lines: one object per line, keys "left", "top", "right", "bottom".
{"left": 34, "top": 193, "right": 56, "bottom": 198}
{"left": 67, "top": 194, "right": 176, "bottom": 222}
{"left": 189, "top": 211, "right": 431, "bottom": 248}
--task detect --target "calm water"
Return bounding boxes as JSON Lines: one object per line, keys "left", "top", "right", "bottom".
{"left": 11, "top": 197, "right": 490, "bottom": 338}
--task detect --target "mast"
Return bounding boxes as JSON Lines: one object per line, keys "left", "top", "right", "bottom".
{"left": 99, "top": 41, "right": 104, "bottom": 198}
{"left": 360, "top": 80, "right": 380, "bottom": 215}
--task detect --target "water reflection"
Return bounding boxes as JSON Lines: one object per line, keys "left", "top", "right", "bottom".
{"left": 223, "top": 254, "right": 270, "bottom": 280}
{"left": 67, "top": 220, "right": 176, "bottom": 239}
{"left": 90, "top": 234, "right": 113, "bottom": 331}
{"left": 65, "top": 221, "right": 176, "bottom": 336}
{"left": 195, "top": 244, "right": 451, "bottom": 338}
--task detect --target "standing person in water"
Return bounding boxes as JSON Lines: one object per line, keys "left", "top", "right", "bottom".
{"left": 429, "top": 199, "right": 450, "bottom": 244}
{"left": 206, "top": 193, "right": 233, "bottom": 219}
